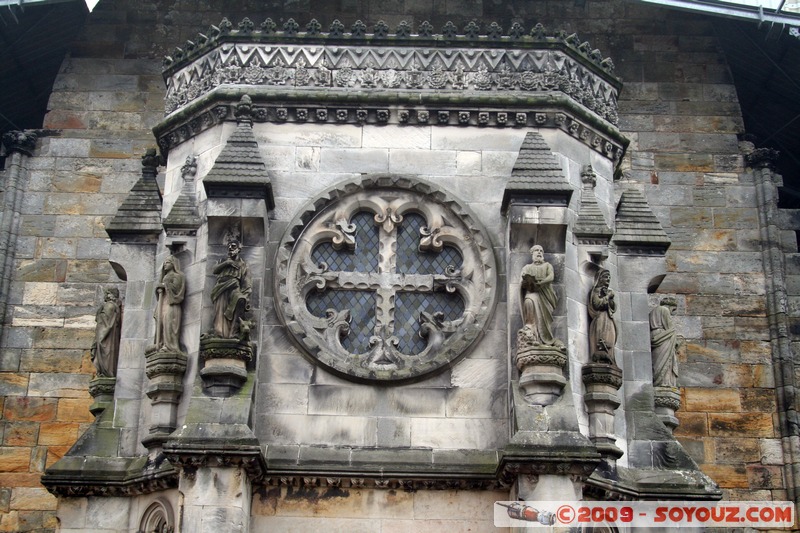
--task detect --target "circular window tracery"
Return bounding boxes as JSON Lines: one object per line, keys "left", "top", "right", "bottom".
{"left": 275, "top": 176, "right": 497, "bottom": 382}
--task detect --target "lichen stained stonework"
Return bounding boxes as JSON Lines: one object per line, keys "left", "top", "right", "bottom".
{"left": 276, "top": 176, "right": 497, "bottom": 382}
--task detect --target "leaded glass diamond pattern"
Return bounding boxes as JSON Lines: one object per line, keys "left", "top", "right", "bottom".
{"left": 396, "top": 213, "right": 463, "bottom": 274}
{"left": 305, "top": 208, "right": 466, "bottom": 358}
{"left": 306, "top": 289, "right": 375, "bottom": 354}
{"left": 394, "top": 291, "right": 465, "bottom": 354}
{"left": 311, "top": 211, "right": 379, "bottom": 272}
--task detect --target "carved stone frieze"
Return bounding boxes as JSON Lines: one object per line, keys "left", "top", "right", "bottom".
{"left": 154, "top": 18, "right": 626, "bottom": 163}
{"left": 156, "top": 102, "right": 623, "bottom": 163}
{"left": 162, "top": 20, "right": 620, "bottom": 125}
{"left": 260, "top": 475, "right": 505, "bottom": 491}
{"left": 275, "top": 175, "right": 497, "bottom": 382}
{"left": 43, "top": 469, "right": 177, "bottom": 498}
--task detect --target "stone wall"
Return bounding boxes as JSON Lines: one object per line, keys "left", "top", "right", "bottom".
{"left": 0, "top": 0, "right": 788, "bottom": 530}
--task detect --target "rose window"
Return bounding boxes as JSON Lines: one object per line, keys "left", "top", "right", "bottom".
{"left": 275, "top": 176, "right": 497, "bottom": 382}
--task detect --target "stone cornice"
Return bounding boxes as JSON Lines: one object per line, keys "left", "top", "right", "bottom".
{"left": 153, "top": 89, "right": 627, "bottom": 164}
{"left": 155, "top": 18, "right": 626, "bottom": 164}
{"left": 162, "top": 18, "right": 619, "bottom": 84}
{"left": 42, "top": 458, "right": 178, "bottom": 497}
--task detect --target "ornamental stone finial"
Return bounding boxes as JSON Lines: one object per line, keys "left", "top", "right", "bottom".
{"left": 141, "top": 147, "right": 162, "bottom": 176}
{"left": 234, "top": 94, "right": 254, "bottom": 124}
{"left": 180, "top": 154, "right": 198, "bottom": 179}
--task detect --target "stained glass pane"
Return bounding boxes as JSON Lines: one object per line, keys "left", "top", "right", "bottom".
{"left": 306, "top": 289, "right": 376, "bottom": 354}
{"left": 396, "top": 213, "right": 463, "bottom": 274}
{"left": 394, "top": 291, "right": 465, "bottom": 355}
{"left": 311, "top": 211, "right": 379, "bottom": 272}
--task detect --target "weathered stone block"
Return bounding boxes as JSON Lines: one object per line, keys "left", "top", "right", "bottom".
{"left": 0, "top": 447, "right": 31, "bottom": 472}
{"left": 746, "top": 465, "right": 784, "bottom": 489}
{"left": 674, "top": 412, "right": 708, "bottom": 437}
{"left": 684, "top": 388, "right": 741, "bottom": 412}
{"left": 709, "top": 413, "right": 774, "bottom": 437}
{"left": 450, "top": 358, "right": 505, "bottom": 390}
{"left": 389, "top": 149, "right": 457, "bottom": 175}
{"left": 2, "top": 398, "right": 57, "bottom": 422}
{"left": 700, "top": 464, "right": 749, "bottom": 488}
{"left": 409, "top": 417, "right": 506, "bottom": 449}
{"left": 319, "top": 148, "right": 388, "bottom": 173}
{"left": 3, "top": 422, "right": 38, "bottom": 446}
{"left": 37, "top": 422, "right": 79, "bottom": 445}
{"left": 27, "top": 373, "right": 90, "bottom": 398}
{"left": 9, "top": 488, "right": 57, "bottom": 512}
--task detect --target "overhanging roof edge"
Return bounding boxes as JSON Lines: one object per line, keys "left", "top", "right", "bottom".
{"left": 640, "top": 0, "right": 800, "bottom": 26}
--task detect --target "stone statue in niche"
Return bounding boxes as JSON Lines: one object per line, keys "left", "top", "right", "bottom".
{"left": 650, "top": 297, "right": 680, "bottom": 388}
{"left": 515, "top": 245, "right": 567, "bottom": 406}
{"left": 588, "top": 269, "right": 617, "bottom": 365}
{"left": 520, "top": 245, "right": 561, "bottom": 348}
{"left": 210, "top": 236, "right": 251, "bottom": 339}
{"left": 153, "top": 255, "right": 185, "bottom": 353}
{"left": 90, "top": 287, "right": 122, "bottom": 377}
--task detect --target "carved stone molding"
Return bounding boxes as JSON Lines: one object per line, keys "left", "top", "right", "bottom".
{"left": 261, "top": 475, "right": 504, "bottom": 491}
{"left": 1, "top": 130, "right": 37, "bottom": 156}
{"left": 88, "top": 376, "right": 116, "bottom": 416}
{"left": 154, "top": 19, "right": 627, "bottom": 163}
{"left": 275, "top": 175, "right": 497, "bottom": 382}
{"left": 745, "top": 147, "right": 780, "bottom": 170}
{"left": 43, "top": 468, "right": 177, "bottom": 498}
{"left": 582, "top": 363, "right": 624, "bottom": 459}
{"left": 162, "top": 19, "right": 619, "bottom": 121}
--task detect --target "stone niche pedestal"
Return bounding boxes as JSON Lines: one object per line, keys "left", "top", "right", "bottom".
{"left": 516, "top": 329, "right": 568, "bottom": 406}
{"left": 88, "top": 376, "right": 116, "bottom": 416}
{"left": 654, "top": 386, "right": 681, "bottom": 432}
{"left": 143, "top": 347, "right": 187, "bottom": 450}
{"left": 199, "top": 336, "right": 253, "bottom": 396}
{"left": 582, "top": 363, "right": 624, "bottom": 459}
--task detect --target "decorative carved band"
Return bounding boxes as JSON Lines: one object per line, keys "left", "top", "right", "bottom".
{"left": 163, "top": 18, "right": 619, "bottom": 118}
{"left": 164, "top": 39, "right": 619, "bottom": 125}
{"left": 261, "top": 475, "right": 504, "bottom": 491}
{"left": 154, "top": 101, "right": 624, "bottom": 164}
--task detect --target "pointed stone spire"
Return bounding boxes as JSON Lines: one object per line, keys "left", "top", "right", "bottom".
{"left": 612, "top": 187, "right": 670, "bottom": 251}
{"left": 105, "top": 148, "right": 164, "bottom": 242}
{"left": 573, "top": 165, "right": 612, "bottom": 243}
{"left": 163, "top": 155, "right": 202, "bottom": 236}
{"left": 202, "top": 95, "right": 275, "bottom": 208}
{"left": 501, "top": 131, "right": 573, "bottom": 212}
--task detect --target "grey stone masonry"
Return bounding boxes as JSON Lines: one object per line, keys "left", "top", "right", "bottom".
{"left": 612, "top": 187, "right": 670, "bottom": 250}
{"left": 105, "top": 149, "right": 163, "bottom": 242}
{"left": 202, "top": 96, "right": 274, "bottom": 208}
{"left": 574, "top": 165, "right": 613, "bottom": 242}
{"left": 163, "top": 155, "right": 201, "bottom": 236}
{"left": 502, "top": 130, "right": 574, "bottom": 211}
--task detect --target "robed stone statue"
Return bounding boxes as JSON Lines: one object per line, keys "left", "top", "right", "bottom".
{"left": 650, "top": 297, "right": 680, "bottom": 388}
{"left": 588, "top": 269, "right": 617, "bottom": 364}
{"left": 520, "top": 244, "right": 558, "bottom": 347}
{"left": 154, "top": 255, "right": 185, "bottom": 353}
{"left": 91, "top": 287, "right": 122, "bottom": 377}
{"left": 210, "top": 239, "right": 251, "bottom": 339}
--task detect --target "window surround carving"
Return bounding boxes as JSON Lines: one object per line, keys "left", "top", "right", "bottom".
{"left": 138, "top": 499, "right": 174, "bottom": 533}
{"left": 275, "top": 175, "right": 497, "bottom": 382}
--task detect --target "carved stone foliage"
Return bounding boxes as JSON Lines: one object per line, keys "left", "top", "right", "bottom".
{"left": 162, "top": 19, "right": 620, "bottom": 126}
{"left": 275, "top": 176, "right": 497, "bottom": 382}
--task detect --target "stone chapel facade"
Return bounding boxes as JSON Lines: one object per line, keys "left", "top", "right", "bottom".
{"left": 0, "top": 0, "right": 797, "bottom": 531}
